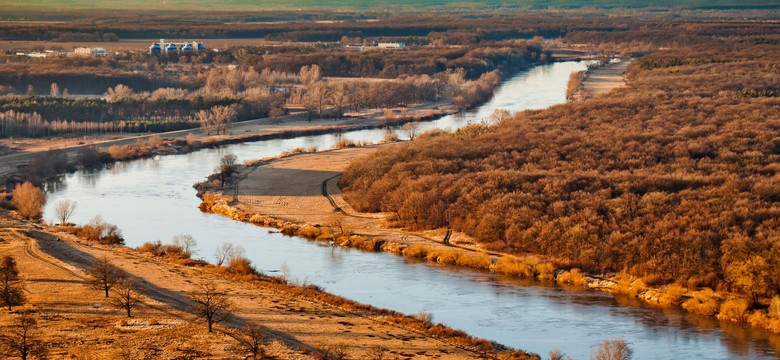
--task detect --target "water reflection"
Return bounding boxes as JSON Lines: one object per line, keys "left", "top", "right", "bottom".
{"left": 41, "top": 62, "right": 779, "bottom": 360}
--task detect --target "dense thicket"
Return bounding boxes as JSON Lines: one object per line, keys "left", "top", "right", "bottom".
{"left": 340, "top": 38, "right": 780, "bottom": 298}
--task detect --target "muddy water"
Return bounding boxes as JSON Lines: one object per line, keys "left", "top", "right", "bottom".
{"left": 43, "top": 62, "right": 779, "bottom": 359}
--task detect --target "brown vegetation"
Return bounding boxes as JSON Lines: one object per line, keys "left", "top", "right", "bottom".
{"left": 10, "top": 182, "right": 45, "bottom": 220}
{"left": 0, "top": 256, "right": 25, "bottom": 310}
{"left": 340, "top": 31, "right": 780, "bottom": 308}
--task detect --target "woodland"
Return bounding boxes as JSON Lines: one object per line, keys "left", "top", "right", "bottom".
{"left": 340, "top": 26, "right": 780, "bottom": 303}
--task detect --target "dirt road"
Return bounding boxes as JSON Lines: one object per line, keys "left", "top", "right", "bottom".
{"left": 0, "top": 212, "right": 493, "bottom": 359}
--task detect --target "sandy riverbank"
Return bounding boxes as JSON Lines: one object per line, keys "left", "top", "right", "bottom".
{"left": 201, "top": 141, "right": 780, "bottom": 338}
{"left": 0, "top": 210, "right": 536, "bottom": 359}
{"left": 579, "top": 60, "right": 629, "bottom": 99}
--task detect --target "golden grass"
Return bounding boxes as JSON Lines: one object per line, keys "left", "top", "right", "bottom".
{"left": 657, "top": 284, "right": 687, "bottom": 305}
{"left": 402, "top": 244, "right": 429, "bottom": 258}
{"left": 556, "top": 269, "right": 588, "bottom": 287}
{"left": 717, "top": 299, "right": 750, "bottom": 322}
{"left": 681, "top": 288, "right": 720, "bottom": 316}
{"left": 455, "top": 253, "right": 492, "bottom": 271}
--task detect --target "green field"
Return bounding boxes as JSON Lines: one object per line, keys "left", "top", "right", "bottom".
{"left": 2, "top": 0, "right": 779, "bottom": 11}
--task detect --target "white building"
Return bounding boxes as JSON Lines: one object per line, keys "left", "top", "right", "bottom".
{"left": 74, "top": 47, "right": 107, "bottom": 57}
{"left": 377, "top": 42, "right": 406, "bottom": 49}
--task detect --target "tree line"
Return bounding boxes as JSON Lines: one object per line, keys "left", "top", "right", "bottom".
{"left": 339, "top": 32, "right": 780, "bottom": 303}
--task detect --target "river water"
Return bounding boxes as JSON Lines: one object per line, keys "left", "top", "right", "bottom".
{"left": 43, "top": 62, "right": 780, "bottom": 359}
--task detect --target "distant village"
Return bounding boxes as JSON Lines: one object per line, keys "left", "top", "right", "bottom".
{"left": 11, "top": 39, "right": 408, "bottom": 58}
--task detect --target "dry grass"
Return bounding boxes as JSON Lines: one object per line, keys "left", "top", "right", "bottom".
{"left": 717, "top": 299, "right": 750, "bottom": 322}
{"left": 682, "top": 288, "right": 720, "bottom": 316}
{"left": 556, "top": 269, "right": 588, "bottom": 287}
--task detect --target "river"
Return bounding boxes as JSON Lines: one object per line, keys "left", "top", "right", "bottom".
{"left": 43, "top": 61, "right": 780, "bottom": 359}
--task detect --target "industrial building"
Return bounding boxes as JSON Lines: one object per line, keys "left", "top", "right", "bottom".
{"left": 149, "top": 39, "right": 206, "bottom": 55}
{"left": 74, "top": 47, "right": 107, "bottom": 57}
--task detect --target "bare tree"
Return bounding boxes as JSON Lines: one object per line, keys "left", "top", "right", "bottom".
{"left": 50, "top": 82, "right": 60, "bottom": 97}
{"left": 0, "top": 312, "right": 42, "bottom": 360}
{"left": 402, "top": 122, "right": 420, "bottom": 141}
{"left": 329, "top": 82, "right": 349, "bottom": 118}
{"left": 488, "top": 108, "right": 512, "bottom": 126}
{"left": 591, "top": 339, "right": 633, "bottom": 360}
{"left": 304, "top": 81, "right": 332, "bottom": 119}
{"left": 211, "top": 105, "right": 238, "bottom": 135}
{"left": 299, "top": 64, "right": 322, "bottom": 84}
{"left": 227, "top": 322, "right": 266, "bottom": 359}
{"left": 550, "top": 350, "right": 572, "bottom": 360}
{"left": 0, "top": 256, "right": 25, "bottom": 310}
{"left": 54, "top": 199, "right": 77, "bottom": 225}
{"left": 110, "top": 278, "right": 143, "bottom": 317}
{"left": 11, "top": 182, "right": 46, "bottom": 220}
{"left": 86, "top": 256, "right": 125, "bottom": 297}
{"left": 196, "top": 109, "right": 216, "bottom": 135}
{"left": 172, "top": 234, "right": 197, "bottom": 258}
{"left": 214, "top": 242, "right": 245, "bottom": 267}
{"left": 190, "top": 282, "right": 232, "bottom": 332}
{"left": 219, "top": 154, "right": 238, "bottom": 176}
{"left": 104, "top": 84, "right": 134, "bottom": 102}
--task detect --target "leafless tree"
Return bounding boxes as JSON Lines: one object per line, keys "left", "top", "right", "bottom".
{"left": 54, "top": 199, "right": 77, "bottom": 225}
{"left": 402, "top": 122, "right": 420, "bottom": 140}
{"left": 304, "top": 81, "right": 331, "bottom": 119}
{"left": 214, "top": 242, "right": 245, "bottom": 267}
{"left": 550, "top": 350, "right": 572, "bottom": 360}
{"left": 0, "top": 312, "right": 42, "bottom": 360}
{"left": 219, "top": 154, "right": 238, "bottom": 176}
{"left": 11, "top": 182, "right": 46, "bottom": 220}
{"left": 329, "top": 82, "right": 349, "bottom": 118}
{"left": 211, "top": 105, "right": 238, "bottom": 135}
{"left": 0, "top": 256, "right": 25, "bottom": 310}
{"left": 299, "top": 64, "right": 322, "bottom": 84}
{"left": 86, "top": 256, "right": 125, "bottom": 297}
{"left": 591, "top": 339, "right": 633, "bottom": 360}
{"left": 104, "top": 84, "right": 134, "bottom": 102}
{"left": 488, "top": 108, "right": 512, "bottom": 126}
{"left": 50, "top": 82, "right": 59, "bottom": 97}
{"left": 172, "top": 234, "right": 197, "bottom": 258}
{"left": 111, "top": 278, "right": 143, "bottom": 317}
{"left": 196, "top": 109, "right": 217, "bottom": 135}
{"left": 190, "top": 282, "right": 232, "bottom": 332}
{"left": 227, "top": 322, "right": 266, "bottom": 359}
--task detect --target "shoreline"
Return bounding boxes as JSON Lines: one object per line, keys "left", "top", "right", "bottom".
{"left": 0, "top": 103, "right": 455, "bottom": 183}
{"left": 0, "top": 209, "right": 539, "bottom": 359}
{"left": 197, "top": 146, "right": 780, "bottom": 337}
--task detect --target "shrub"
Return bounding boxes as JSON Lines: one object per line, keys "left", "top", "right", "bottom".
{"left": 402, "top": 245, "right": 428, "bottom": 258}
{"left": 332, "top": 138, "right": 356, "bottom": 149}
{"left": 658, "top": 284, "right": 687, "bottom": 305}
{"left": 76, "top": 217, "right": 124, "bottom": 245}
{"left": 227, "top": 257, "right": 259, "bottom": 276}
{"left": 11, "top": 182, "right": 45, "bottom": 220}
{"left": 768, "top": 296, "right": 780, "bottom": 319}
{"left": 717, "top": 299, "right": 750, "bottom": 322}
{"left": 493, "top": 257, "right": 535, "bottom": 278}
{"left": 535, "top": 262, "right": 556, "bottom": 280}
{"left": 416, "top": 311, "right": 433, "bottom": 324}
{"left": 682, "top": 288, "right": 720, "bottom": 316}
{"left": 557, "top": 269, "right": 588, "bottom": 287}
{"left": 455, "top": 253, "right": 492, "bottom": 271}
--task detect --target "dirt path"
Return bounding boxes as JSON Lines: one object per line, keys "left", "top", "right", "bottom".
{"left": 0, "top": 212, "right": 491, "bottom": 359}
{"left": 230, "top": 147, "right": 490, "bottom": 255}
{"left": 580, "top": 60, "right": 629, "bottom": 98}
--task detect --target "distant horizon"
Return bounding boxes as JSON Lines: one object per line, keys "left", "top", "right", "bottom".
{"left": 2, "top": 0, "right": 780, "bottom": 12}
